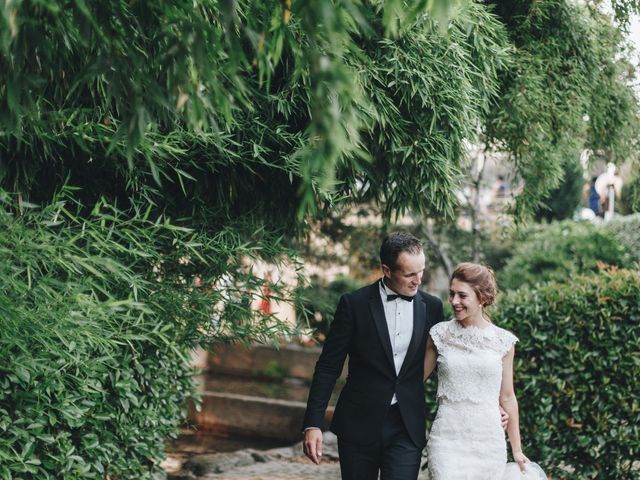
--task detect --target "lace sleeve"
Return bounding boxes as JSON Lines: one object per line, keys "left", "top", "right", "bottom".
{"left": 429, "top": 321, "right": 446, "bottom": 354}
{"left": 498, "top": 329, "right": 518, "bottom": 357}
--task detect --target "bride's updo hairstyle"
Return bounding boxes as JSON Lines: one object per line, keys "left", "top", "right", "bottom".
{"left": 450, "top": 262, "right": 498, "bottom": 308}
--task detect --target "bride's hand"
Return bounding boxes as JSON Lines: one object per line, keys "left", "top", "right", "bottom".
{"left": 513, "top": 451, "right": 530, "bottom": 473}
{"left": 499, "top": 405, "right": 509, "bottom": 430}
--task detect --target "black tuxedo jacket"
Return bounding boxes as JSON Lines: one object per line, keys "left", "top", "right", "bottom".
{"left": 302, "top": 281, "right": 444, "bottom": 447}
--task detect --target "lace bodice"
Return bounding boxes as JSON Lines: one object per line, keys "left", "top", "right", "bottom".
{"left": 429, "top": 319, "right": 518, "bottom": 404}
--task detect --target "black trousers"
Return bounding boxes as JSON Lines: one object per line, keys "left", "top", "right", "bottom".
{"left": 337, "top": 404, "right": 423, "bottom": 480}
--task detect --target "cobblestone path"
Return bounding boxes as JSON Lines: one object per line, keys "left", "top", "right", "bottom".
{"left": 202, "top": 458, "right": 341, "bottom": 479}
{"left": 164, "top": 432, "right": 431, "bottom": 480}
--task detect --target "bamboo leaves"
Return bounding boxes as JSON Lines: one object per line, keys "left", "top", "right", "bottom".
{"left": 0, "top": 192, "right": 302, "bottom": 478}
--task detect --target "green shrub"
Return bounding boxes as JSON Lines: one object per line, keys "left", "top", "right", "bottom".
{"left": 619, "top": 175, "right": 640, "bottom": 215}
{"left": 0, "top": 194, "right": 294, "bottom": 479}
{"left": 606, "top": 213, "right": 640, "bottom": 262}
{"left": 481, "top": 231, "right": 517, "bottom": 272}
{"left": 255, "top": 361, "right": 290, "bottom": 382}
{"left": 494, "top": 268, "right": 640, "bottom": 479}
{"left": 535, "top": 157, "right": 584, "bottom": 222}
{"left": 499, "top": 220, "right": 634, "bottom": 290}
{"left": 299, "top": 276, "right": 364, "bottom": 340}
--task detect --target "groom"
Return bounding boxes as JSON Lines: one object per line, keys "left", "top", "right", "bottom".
{"left": 302, "top": 232, "right": 444, "bottom": 480}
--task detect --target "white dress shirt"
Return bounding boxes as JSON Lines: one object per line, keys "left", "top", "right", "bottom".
{"left": 379, "top": 280, "right": 414, "bottom": 405}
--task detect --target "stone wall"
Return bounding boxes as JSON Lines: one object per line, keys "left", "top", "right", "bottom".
{"left": 207, "top": 343, "right": 346, "bottom": 381}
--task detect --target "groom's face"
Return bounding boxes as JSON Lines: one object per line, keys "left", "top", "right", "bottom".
{"left": 383, "top": 251, "right": 425, "bottom": 296}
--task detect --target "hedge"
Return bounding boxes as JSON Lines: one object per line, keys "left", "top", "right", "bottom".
{"left": 498, "top": 220, "right": 635, "bottom": 290}
{"left": 493, "top": 268, "right": 639, "bottom": 479}
{"left": 0, "top": 194, "right": 294, "bottom": 479}
{"left": 607, "top": 213, "right": 640, "bottom": 263}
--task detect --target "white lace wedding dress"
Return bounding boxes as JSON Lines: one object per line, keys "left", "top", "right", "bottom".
{"left": 426, "top": 319, "right": 546, "bottom": 480}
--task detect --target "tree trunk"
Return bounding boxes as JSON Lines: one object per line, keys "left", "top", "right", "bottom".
{"left": 470, "top": 147, "right": 487, "bottom": 263}
{"left": 421, "top": 221, "right": 453, "bottom": 278}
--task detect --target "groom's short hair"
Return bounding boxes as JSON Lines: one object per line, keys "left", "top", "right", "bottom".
{"left": 380, "top": 232, "right": 423, "bottom": 270}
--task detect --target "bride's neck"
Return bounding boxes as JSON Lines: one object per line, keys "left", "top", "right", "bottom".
{"left": 458, "top": 312, "right": 488, "bottom": 328}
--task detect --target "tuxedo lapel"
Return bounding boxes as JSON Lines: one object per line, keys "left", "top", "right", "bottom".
{"left": 398, "top": 294, "right": 427, "bottom": 378}
{"left": 368, "top": 284, "right": 395, "bottom": 373}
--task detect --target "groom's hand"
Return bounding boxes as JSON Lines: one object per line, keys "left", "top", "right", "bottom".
{"left": 303, "top": 428, "right": 323, "bottom": 465}
{"left": 499, "top": 405, "right": 509, "bottom": 430}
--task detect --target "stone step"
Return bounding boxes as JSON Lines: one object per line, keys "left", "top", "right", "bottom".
{"left": 188, "top": 391, "right": 334, "bottom": 443}
{"left": 207, "top": 343, "right": 346, "bottom": 381}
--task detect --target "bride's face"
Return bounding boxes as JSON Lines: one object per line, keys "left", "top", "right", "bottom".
{"left": 448, "top": 279, "right": 483, "bottom": 322}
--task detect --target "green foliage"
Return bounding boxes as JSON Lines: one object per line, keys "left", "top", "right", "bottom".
{"left": 606, "top": 213, "right": 640, "bottom": 261}
{"left": 4, "top": 1, "right": 635, "bottom": 223}
{"left": 343, "top": 222, "right": 388, "bottom": 281}
{"left": 582, "top": 7, "right": 639, "bottom": 162}
{"left": 603, "top": 0, "right": 640, "bottom": 27}
{"left": 0, "top": 0, "right": 512, "bottom": 223}
{"left": 535, "top": 157, "right": 585, "bottom": 221}
{"left": 338, "top": 2, "right": 513, "bottom": 218}
{"left": 0, "top": 0, "right": 638, "bottom": 473}
{"left": 494, "top": 268, "right": 640, "bottom": 479}
{"left": 255, "top": 361, "right": 290, "bottom": 382}
{"left": 481, "top": 233, "right": 517, "bottom": 273}
{"left": 420, "top": 221, "right": 475, "bottom": 275}
{"left": 619, "top": 175, "right": 640, "bottom": 215}
{"left": 0, "top": 192, "right": 296, "bottom": 479}
{"left": 417, "top": 219, "right": 517, "bottom": 276}
{"left": 499, "top": 220, "right": 634, "bottom": 290}
{"left": 299, "top": 276, "right": 364, "bottom": 340}
{"left": 0, "top": 3, "right": 517, "bottom": 473}
{"left": 487, "top": 0, "right": 639, "bottom": 218}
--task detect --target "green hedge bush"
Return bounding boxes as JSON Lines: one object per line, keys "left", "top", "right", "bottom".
{"left": 619, "top": 175, "right": 640, "bottom": 215}
{"left": 0, "top": 194, "right": 294, "bottom": 479}
{"left": 606, "top": 213, "right": 640, "bottom": 262}
{"left": 494, "top": 268, "right": 639, "bottom": 479}
{"left": 499, "top": 220, "right": 634, "bottom": 290}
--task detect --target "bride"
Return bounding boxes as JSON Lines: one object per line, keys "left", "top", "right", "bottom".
{"left": 424, "top": 263, "right": 546, "bottom": 480}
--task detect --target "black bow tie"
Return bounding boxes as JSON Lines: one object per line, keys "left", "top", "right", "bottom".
{"left": 387, "top": 293, "right": 415, "bottom": 302}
